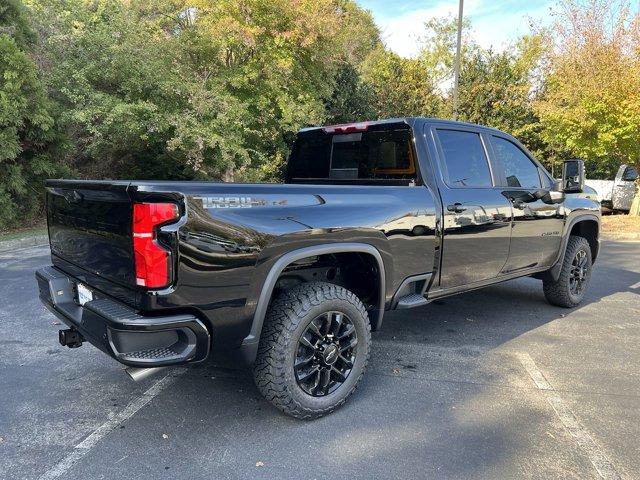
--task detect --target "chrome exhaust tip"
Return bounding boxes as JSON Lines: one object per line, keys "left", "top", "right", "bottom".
{"left": 125, "top": 366, "right": 166, "bottom": 382}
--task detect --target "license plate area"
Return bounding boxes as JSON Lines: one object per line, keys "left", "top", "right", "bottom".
{"left": 76, "top": 283, "right": 94, "bottom": 306}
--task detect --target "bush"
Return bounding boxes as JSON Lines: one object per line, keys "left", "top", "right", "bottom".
{"left": 0, "top": 0, "right": 69, "bottom": 230}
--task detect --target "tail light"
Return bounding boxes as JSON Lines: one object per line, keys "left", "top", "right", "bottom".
{"left": 132, "top": 202, "right": 179, "bottom": 288}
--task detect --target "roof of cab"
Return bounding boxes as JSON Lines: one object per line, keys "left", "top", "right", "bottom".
{"left": 299, "top": 117, "right": 508, "bottom": 136}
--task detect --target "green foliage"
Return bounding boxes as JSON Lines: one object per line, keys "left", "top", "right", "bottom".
{"left": 0, "top": 0, "right": 68, "bottom": 229}
{"left": 455, "top": 35, "right": 558, "bottom": 170}
{"left": 2, "top": 0, "right": 640, "bottom": 229}
{"left": 324, "top": 63, "right": 375, "bottom": 124}
{"left": 361, "top": 45, "right": 443, "bottom": 118}
{"left": 419, "top": 15, "right": 475, "bottom": 89}
{"left": 535, "top": 0, "right": 640, "bottom": 180}
{"left": 0, "top": 0, "right": 35, "bottom": 47}
{"left": 24, "top": 0, "right": 381, "bottom": 185}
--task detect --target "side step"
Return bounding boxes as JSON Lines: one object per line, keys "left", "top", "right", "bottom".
{"left": 391, "top": 273, "right": 432, "bottom": 310}
{"left": 396, "top": 293, "right": 429, "bottom": 309}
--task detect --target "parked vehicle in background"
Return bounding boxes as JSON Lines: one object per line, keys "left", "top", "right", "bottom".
{"left": 585, "top": 164, "right": 638, "bottom": 213}
{"left": 36, "top": 118, "right": 600, "bottom": 419}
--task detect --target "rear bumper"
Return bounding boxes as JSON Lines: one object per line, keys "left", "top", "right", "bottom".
{"left": 35, "top": 266, "right": 210, "bottom": 367}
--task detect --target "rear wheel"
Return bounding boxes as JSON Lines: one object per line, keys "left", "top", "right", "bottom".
{"left": 252, "top": 282, "right": 371, "bottom": 419}
{"left": 543, "top": 235, "right": 592, "bottom": 308}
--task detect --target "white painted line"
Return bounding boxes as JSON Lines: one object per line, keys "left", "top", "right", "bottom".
{"left": 517, "top": 353, "right": 622, "bottom": 480}
{"left": 38, "top": 368, "right": 186, "bottom": 480}
{"left": 630, "top": 281, "right": 640, "bottom": 290}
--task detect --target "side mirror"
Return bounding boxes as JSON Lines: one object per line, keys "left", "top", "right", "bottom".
{"left": 562, "top": 159, "right": 585, "bottom": 193}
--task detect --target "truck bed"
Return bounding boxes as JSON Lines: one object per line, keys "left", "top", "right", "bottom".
{"left": 44, "top": 178, "right": 438, "bottom": 351}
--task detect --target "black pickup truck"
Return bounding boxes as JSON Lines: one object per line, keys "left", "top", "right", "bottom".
{"left": 36, "top": 118, "right": 600, "bottom": 419}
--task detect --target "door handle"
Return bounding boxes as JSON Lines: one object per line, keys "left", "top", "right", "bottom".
{"left": 447, "top": 203, "right": 467, "bottom": 213}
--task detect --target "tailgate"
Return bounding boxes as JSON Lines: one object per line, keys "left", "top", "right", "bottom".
{"left": 46, "top": 181, "right": 135, "bottom": 287}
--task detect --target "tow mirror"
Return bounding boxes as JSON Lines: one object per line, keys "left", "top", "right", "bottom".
{"left": 562, "top": 159, "right": 585, "bottom": 193}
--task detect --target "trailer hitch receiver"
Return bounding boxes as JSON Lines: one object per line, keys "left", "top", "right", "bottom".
{"left": 59, "top": 328, "right": 84, "bottom": 348}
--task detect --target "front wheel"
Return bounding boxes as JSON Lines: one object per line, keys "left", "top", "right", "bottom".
{"left": 543, "top": 235, "right": 593, "bottom": 308}
{"left": 252, "top": 282, "right": 371, "bottom": 419}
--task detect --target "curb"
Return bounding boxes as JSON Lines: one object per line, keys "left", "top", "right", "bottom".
{"left": 0, "top": 234, "right": 49, "bottom": 253}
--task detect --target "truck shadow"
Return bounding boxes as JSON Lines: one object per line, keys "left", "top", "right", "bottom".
{"left": 378, "top": 240, "right": 638, "bottom": 350}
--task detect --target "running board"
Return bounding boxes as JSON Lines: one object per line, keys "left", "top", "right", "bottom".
{"left": 391, "top": 273, "right": 432, "bottom": 309}
{"left": 395, "top": 293, "right": 429, "bottom": 309}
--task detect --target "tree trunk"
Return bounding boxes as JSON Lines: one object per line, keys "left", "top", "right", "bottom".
{"left": 630, "top": 180, "right": 640, "bottom": 216}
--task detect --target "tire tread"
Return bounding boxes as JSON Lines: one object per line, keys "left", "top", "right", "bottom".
{"left": 252, "top": 282, "right": 371, "bottom": 419}
{"left": 543, "top": 235, "right": 592, "bottom": 308}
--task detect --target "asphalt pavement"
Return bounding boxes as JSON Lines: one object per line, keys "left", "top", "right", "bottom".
{"left": 1, "top": 241, "right": 639, "bottom": 480}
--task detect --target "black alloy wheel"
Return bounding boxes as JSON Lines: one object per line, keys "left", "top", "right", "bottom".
{"left": 569, "top": 248, "right": 589, "bottom": 296}
{"left": 294, "top": 311, "right": 357, "bottom": 397}
{"left": 253, "top": 282, "right": 371, "bottom": 419}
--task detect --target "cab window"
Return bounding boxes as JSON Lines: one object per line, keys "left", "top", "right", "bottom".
{"left": 492, "top": 136, "right": 541, "bottom": 188}
{"left": 437, "top": 130, "right": 492, "bottom": 188}
{"left": 623, "top": 165, "right": 638, "bottom": 181}
{"left": 287, "top": 122, "right": 417, "bottom": 184}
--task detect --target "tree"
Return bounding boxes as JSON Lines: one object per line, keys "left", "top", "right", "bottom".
{"left": 360, "top": 45, "right": 443, "bottom": 119}
{"left": 25, "top": 0, "right": 379, "bottom": 184}
{"left": 323, "top": 2, "right": 380, "bottom": 124}
{"left": 0, "top": 0, "right": 68, "bottom": 230}
{"left": 324, "top": 63, "right": 376, "bottom": 124}
{"left": 456, "top": 35, "right": 557, "bottom": 170}
{"left": 535, "top": 0, "right": 640, "bottom": 205}
{"left": 419, "top": 16, "right": 475, "bottom": 93}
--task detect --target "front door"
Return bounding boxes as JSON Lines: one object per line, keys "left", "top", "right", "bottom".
{"left": 434, "top": 128, "right": 513, "bottom": 289}
{"left": 488, "top": 135, "right": 564, "bottom": 271}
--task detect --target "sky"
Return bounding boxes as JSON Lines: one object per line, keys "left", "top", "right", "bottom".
{"left": 356, "top": 0, "right": 555, "bottom": 57}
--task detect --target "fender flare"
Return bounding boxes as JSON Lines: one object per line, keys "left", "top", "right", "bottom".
{"left": 239, "top": 243, "right": 386, "bottom": 362}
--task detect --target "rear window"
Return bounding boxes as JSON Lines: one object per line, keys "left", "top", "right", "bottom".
{"left": 287, "top": 123, "right": 417, "bottom": 184}
{"left": 437, "top": 129, "right": 492, "bottom": 188}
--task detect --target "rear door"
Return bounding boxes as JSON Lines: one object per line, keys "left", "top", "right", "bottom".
{"left": 487, "top": 135, "right": 564, "bottom": 271}
{"left": 432, "top": 127, "right": 512, "bottom": 289}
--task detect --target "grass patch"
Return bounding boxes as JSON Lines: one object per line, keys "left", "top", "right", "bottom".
{"left": 601, "top": 214, "right": 640, "bottom": 238}
{"left": 0, "top": 226, "right": 47, "bottom": 243}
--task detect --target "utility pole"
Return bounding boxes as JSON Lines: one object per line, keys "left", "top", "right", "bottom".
{"left": 452, "top": 0, "right": 464, "bottom": 120}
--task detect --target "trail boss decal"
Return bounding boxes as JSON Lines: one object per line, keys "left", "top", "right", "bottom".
{"left": 195, "top": 196, "right": 292, "bottom": 209}
{"left": 195, "top": 196, "right": 267, "bottom": 209}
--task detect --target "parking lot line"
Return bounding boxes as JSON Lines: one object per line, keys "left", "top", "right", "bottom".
{"left": 37, "top": 369, "right": 186, "bottom": 480}
{"left": 517, "top": 352, "right": 622, "bottom": 480}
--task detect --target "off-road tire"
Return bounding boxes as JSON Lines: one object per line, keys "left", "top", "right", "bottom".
{"left": 543, "top": 235, "right": 592, "bottom": 308}
{"left": 252, "top": 282, "right": 371, "bottom": 420}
